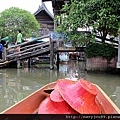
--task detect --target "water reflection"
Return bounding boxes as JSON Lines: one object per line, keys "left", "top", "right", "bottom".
{"left": 0, "top": 67, "right": 57, "bottom": 112}
{"left": 0, "top": 61, "right": 120, "bottom": 112}
{"left": 85, "top": 72, "right": 120, "bottom": 108}
{"left": 59, "top": 61, "right": 86, "bottom": 79}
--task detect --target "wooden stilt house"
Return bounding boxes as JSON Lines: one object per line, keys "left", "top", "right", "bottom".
{"left": 34, "top": 2, "right": 54, "bottom": 33}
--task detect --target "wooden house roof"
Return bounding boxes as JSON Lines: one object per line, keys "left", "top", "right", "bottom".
{"left": 34, "top": 2, "right": 54, "bottom": 31}
{"left": 34, "top": 2, "right": 54, "bottom": 19}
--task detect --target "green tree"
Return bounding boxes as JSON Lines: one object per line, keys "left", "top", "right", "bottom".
{"left": 55, "top": 0, "right": 120, "bottom": 44}
{"left": 0, "top": 7, "right": 40, "bottom": 41}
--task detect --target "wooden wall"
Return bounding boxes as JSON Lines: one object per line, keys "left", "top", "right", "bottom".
{"left": 35, "top": 11, "right": 54, "bottom": 31}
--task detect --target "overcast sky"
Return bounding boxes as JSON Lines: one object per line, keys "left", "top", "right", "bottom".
{"left": 0, "top": 0, "right": 53, "bottom": 14}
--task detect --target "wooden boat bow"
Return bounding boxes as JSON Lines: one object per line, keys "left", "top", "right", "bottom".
{"left": 0, "top": 80, "right": 120, "bottom": 114}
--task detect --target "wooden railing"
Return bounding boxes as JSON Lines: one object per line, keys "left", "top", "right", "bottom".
{"left": 2, "top": 35, "right": 50, "bottom": 62}
{"left": 1, "top": 34, "right": 119, "bottom": 69}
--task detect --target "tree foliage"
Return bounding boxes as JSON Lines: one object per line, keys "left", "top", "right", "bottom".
{"left": 55, "top": 0, "right": 120, "bottom": 44}
{"left": 85, "top": 43, "right": 117, "bottom": 58}
{"left": 0, "top": 7, "right": 40, "bottom": 40}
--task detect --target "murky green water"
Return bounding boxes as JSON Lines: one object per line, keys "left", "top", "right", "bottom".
{"left": 0, "top": 60, "right": 120, "bottom": 113}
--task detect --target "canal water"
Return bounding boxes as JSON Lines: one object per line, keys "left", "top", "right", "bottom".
{"left": 0, "top": 60, "right": 120, "bottom": 113}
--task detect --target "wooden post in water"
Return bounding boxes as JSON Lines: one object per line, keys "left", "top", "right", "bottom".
{"left": 50, "top": 38, "right": 54, "bottom": 69}
{"left": 17, "top": 60, "right": 21, "bottom": 68}
{"left": 3, "top": 47, "right": 7, "bottom": 61}
{"left": 56, "top": 52, "right": 59, "bottom": 70}
{"left": 117, "top": 34, "right": 120, "bottom": 68}
{"left": 28, "top": 58, "right": 31, "bottom": 68}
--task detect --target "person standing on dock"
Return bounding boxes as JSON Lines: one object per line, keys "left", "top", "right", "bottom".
{"left": 15, "top": 29, "right": 22, "bottom": 53}
{"left": 0, "top": 41, "right": 3, "bottom": 61}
